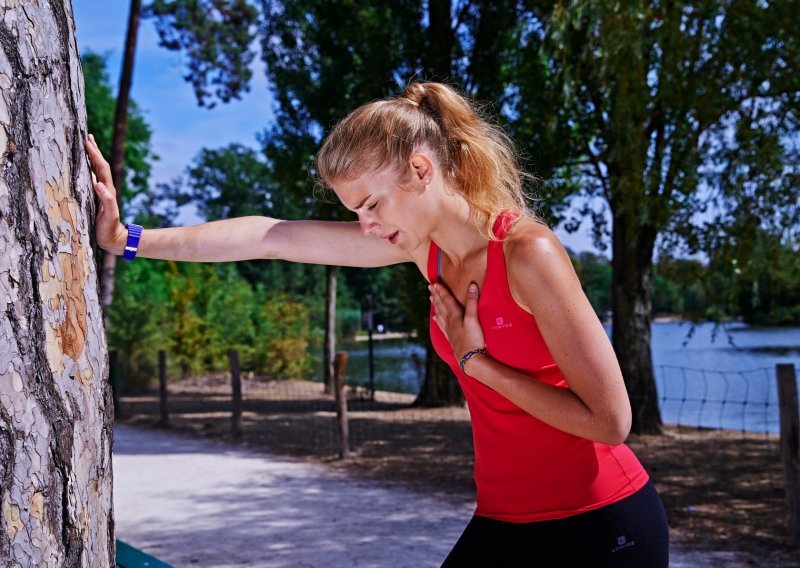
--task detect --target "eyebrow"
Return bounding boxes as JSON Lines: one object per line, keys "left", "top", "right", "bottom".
{"left": 353, "top": 194, "right": 372, "bottom": 211}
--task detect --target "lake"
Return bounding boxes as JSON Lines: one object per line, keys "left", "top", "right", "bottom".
{"left": 314, "top": 322, "right": 800, "bottom": 433}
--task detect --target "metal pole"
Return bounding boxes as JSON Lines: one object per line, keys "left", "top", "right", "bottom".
{"left": 368, "top": 326, "right": 375, "bottom": 400}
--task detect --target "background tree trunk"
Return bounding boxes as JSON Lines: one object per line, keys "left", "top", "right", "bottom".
{"left": 0, "top": 1, "right": 114, "bottom": 566}
{"left": 611, "top": 207, "right": 662, "bottom": 433}
{"left": 99, "top": 0, "right": 141, "bottom": 329}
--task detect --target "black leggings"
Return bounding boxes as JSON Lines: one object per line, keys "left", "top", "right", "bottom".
{"left": 442, "top": 481, "right": 669, "bottom": 567}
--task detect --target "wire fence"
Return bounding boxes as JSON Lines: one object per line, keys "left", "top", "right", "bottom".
{"left": 654, "top": 365, "right": 780, "bottom": 435}
{"left": 112, "top": 352, "right": 800, "bottom": 552}
{"left": 111, "top": 353, "right": 797, "bottom": 451}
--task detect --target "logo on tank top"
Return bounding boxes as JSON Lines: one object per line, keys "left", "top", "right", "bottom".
{"left": 490, "top": 316, "right": 513, "bottom": 331}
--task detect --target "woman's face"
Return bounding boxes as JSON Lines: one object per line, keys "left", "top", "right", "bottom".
{"left": 333, "top": 158, "right": 434, "bottom": 253}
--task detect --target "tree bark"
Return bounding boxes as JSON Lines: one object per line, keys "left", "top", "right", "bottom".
{"left": 414, "top": 345, "right": 465, "bottom": 407}
{"left": 410, "top": 2, "right": 465, "bottom": 406}
{"left": 427, "top": 0, "right": 453, "bottom": 80}
{"left": 99, "top": 0, "right": 141, "bottom": 329}
{"left": 0, "top": 1, "right": 114, "bottom": 566}
{"left": 611, "top": 206, "right": 662, "bottom": 434}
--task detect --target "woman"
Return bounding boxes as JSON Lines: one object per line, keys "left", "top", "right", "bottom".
{"left": 86, "top": 82, "right": 669, "bottom": 567}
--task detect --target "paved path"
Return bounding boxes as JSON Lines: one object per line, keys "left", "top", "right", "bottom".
{"left": 113, "top": 424, "right": 751, "bottom": 567}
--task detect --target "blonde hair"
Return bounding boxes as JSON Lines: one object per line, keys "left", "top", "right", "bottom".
{"left": 316, "top": 82, "right": 534, "bottom": 239}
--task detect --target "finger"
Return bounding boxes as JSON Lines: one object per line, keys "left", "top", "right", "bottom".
{"left": 430, "top": 292, "right": 444, "bottom": 318}
{"left": 85, "top": 138, "right": 112, "bottom": 179}
{"left": 431, "top": 285, "right": 452, "bottom": 313}
{"left": 93, "top": 181, "right": 116, "bottom": 206}
{"left": 464, "top": 282, "right": 480, "bottom": 320}
{"left": 433, "top": 283, "right": 463, "bottom": 314}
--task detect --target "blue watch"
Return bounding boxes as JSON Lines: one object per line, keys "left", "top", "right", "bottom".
{"left": 122, "top": 223, "right": 143, "bottom": 261}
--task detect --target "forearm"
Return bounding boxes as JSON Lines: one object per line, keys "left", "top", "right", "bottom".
{"left": 465, "top": 355, "right": 629, "bottom": 445}
{"left": 108, "top": 216, "right": 280, "bottom": 262}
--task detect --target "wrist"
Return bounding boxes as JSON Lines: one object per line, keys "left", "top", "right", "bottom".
{"left": 459, "top": 346, "right": 488, "bottom": 375}
{"left": 108, "top": 225, "right": 128, "bottom": 256}
{"left": 121, "top": 223, "right": 143, "bottom": 261}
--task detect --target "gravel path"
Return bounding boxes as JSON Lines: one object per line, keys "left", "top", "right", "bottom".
{"left": 112, "top": 424, "right": 752, "bottom": 567}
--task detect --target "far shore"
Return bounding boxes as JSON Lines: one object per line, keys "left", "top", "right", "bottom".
{"left": 353, "top": 331, "right": 417, "bottom": 342}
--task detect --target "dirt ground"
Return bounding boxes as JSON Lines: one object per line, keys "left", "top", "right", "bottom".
{"left": 117, "top": 376, "right": 800, "bottom": 566}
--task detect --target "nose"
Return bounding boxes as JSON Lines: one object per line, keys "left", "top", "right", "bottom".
{"left": 359, "top": 214, "right": 381, "bottom": 237}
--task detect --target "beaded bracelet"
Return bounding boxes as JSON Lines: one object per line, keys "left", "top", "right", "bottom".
{"left": 459, "top": 346, "right": 488, "bottom": 374}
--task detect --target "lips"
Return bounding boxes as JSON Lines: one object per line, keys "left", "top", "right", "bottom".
{"left": 387, "top": 231, "right": 399, "bottom": 244}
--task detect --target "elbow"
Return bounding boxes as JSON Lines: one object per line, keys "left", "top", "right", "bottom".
{"left": 260, "top": 217, "right": 283, "bottom": 260}
{"left": 602, "top": 408, "right": 632, "bottom": 446}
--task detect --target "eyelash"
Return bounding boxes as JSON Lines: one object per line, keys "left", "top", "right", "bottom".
{"left": 367, "top": 202, "right": 378, "bottom": 211}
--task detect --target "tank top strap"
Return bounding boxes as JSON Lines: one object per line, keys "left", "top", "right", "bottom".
{"left": 492, "top": 210, "right": 519, "bottom": 240}
{"left": 487, "top": 210, "right": 518, "bottom": 257}
{"left": 426, "top": 239, "right": 440, "bottom": 283}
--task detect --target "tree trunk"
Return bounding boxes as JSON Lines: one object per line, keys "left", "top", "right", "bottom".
{"left": 414, "top": 345, "right": 465, "bottom": 407}
{"left": 427, "top": 0, "right": 453, "bottom": 80}
{"left": 0, "top": 1, "right": 115, "bottom": 565}
{"left": 611, "top": 208, "right": 663, "bottom": 434}
{"left": 100, "top": 0, "right": 142, "bottom": 329}
{"left": 323, "top": 265, "right": 337, "bottom": 393}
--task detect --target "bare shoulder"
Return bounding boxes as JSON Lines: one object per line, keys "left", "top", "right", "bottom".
{"left": 503, "top": 217, "right": 578, "bottom": 313}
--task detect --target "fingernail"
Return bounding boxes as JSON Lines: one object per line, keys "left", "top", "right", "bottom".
{"left": 469, "top": 283, "right": 478, "bottom": 293}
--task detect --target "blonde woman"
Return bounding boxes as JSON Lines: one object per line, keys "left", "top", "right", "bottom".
{"left": 87, "top": 82, "right": 668, "bottom": 567}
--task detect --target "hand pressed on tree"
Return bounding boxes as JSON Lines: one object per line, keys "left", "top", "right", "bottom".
{"left": 84, "top": 133, "right": 127, "bottom": 255}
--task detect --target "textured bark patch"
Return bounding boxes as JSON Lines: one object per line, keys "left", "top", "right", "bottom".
{"left": 39, "top": 169, "right": 88, "bottom": 367}
{"left": 3, "top": 501, "right": 23, "bottom": 539}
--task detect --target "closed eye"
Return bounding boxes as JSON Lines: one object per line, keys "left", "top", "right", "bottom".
{"left": 367, "top": 201, "right": 378, "bottom": 211}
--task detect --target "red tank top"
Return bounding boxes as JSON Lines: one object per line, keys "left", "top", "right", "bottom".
{"left": 428, "top": 213, "right": 648, "bottom": 522}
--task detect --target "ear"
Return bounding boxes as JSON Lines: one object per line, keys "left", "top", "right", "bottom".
{"left": 408, "top": 151, "right": 434, "bottom": 190}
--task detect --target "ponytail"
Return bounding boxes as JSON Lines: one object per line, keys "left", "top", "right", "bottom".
{"left": 317, "top": 82, "right": 534, "bottom": 238}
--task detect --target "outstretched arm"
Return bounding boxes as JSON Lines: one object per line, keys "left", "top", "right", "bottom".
{"left": 86, "top": 135, "right": 409, "bottom": 268}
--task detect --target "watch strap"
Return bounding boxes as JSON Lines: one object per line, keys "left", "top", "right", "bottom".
{"left": 122, "top": 223, "right": 143, "bottom": 261}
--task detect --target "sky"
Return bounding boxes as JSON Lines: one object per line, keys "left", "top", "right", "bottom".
{"left": 71, "top": 0, "right": 600, "bottom": 254}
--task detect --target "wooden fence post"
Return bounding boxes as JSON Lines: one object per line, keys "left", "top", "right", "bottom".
{"left": 158, "top": 350, "right": 169, "bottom": 427}
{"left": 230, "top": 349, "right": 242, "bottom": 442}
{"left": 777, "top": 363, "right": 799, "bottom": 547}
{"left": 334, "top": 352, "right": 350, "bottom": 459}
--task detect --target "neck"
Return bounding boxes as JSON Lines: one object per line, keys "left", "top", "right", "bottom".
{"left": 428, "top": 191, "right": 486, "bottom": 266}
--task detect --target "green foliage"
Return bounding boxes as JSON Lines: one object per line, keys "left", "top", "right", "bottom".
{"left": 165, "top": 261, "right": 211, "bottom": 379}
{"left": 706, "top": 229, "right": 800, "bottom": 326}
{"left": 653, "top": 258, "right": 709, "bottom": 320}
{"left": 107, "top": 258, "right": 170, "bottom": 392}
{"left": 81, "top": 51, "right": 159, "bottom": 211}
{"left": 145, "top": 0, "right": 260, "bottom": 107}
{"left": 258, "top": 294, "right": 313, "bottom": 379}
{"left": 176, "top": 144, "right": 275, "bottom": 219}
{"left": 109, "top": 257, "right": 318, "bottom": 388}
{"left": 570, "top": 251, "right": 612, "bottom": 318}
{"left": 204, "top": 263, "right": 260, "bottom": 369}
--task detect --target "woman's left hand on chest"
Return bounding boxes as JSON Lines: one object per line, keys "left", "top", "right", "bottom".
{"left": 430, "top": 282, "right": 485, "bottom": 360}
